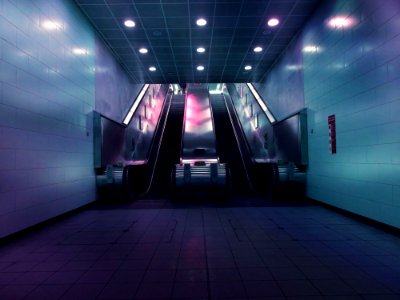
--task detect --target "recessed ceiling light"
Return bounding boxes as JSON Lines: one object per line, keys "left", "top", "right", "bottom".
{"left": 149, "top": 66, "right": 156, "bottom": 71}
{"left": 267, "top": 18, "right": 279, "bottom": 27}
{"left": 197, "top": 65, "right": 205, "bottom": 71}
{"left": 124, "top": 19, "right": 135, "bottom": 28}
{"left": 196, "top": 18, "right": 207, "bottom": 26}
{"left": 327, "top": 16, "right": 355, "bottom": 28}
{"left": 244, "top": 65, "right": 252, "bottom": 70}
{"left": 139, "top": 48, "right": 148, "bottom": 54}
{"left": 254, "top": 46, "right": 263, "bottom": 53}
{"left": 196, "top": 47, "right": 206, "bottom": 53}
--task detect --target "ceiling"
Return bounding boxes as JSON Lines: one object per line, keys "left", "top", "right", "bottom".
{"left": 75, "top": 0, "right": 322, "bottom": 84}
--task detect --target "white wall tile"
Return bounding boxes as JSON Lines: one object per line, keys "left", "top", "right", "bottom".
{"left": 0, "top": 0, "right": 96, "bottom": 237}
{"left": 393, "top": 186, "right": 400, "bottom": 207}
{"left": 267, "top": 0, "right": 400, "bottom": 228}
{"left": 0, "top": 59, "right": 18, "bottom": 86}
{"left": 0, "top": 149, "right": 16, "bottom": 169}
{"left": 0, "top": 191, "right": 15, "bottom": 215}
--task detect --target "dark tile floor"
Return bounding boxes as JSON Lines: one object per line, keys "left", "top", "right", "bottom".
{"left": 1, "top": 198, "right": 400, "bottom": 299}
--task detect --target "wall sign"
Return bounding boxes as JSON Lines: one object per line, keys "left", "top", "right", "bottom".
{"left": 328, "top": 114, "right": 336, "bottom": 154}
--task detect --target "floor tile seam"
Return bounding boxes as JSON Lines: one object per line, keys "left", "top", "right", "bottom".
{"left": 332, "top": 253, "right": 387, "bottom": 282}
{"left": 136, "top": 210, "right": 171, "bottom": 245}
{"left": 365, "top": 254, "right": 400, "bottom": 269}
{"left": 129, "top": 209, "right": 170, "bottom": 299}
{"left": 255, "top": 243, "right": 307, "bottom": 281}
{"left": 319, "top": 263, "right": 381, "bottom": 294}
{"left": 315, "top": 254, "right": 374, "bottom": 282}
{"left": 111, "top": 220, "right": 138, "bottom": 246}
{"left": 43, "top": 268, "right": 96, "bottom": 300}
{"left": 319, "top": 240, "right": 361, "bottom": 257}
{"left": 22, "top": 281, "right": 72, "bottom": 300}
{"left": 369, "top": 275, "right": 400, "bottom": 294}
{"left": 133, "top": 231, "right": 175, "bottom": 299}
{"left": 1, "top": 260, "right": 43, "bottom": 273}
{"left": 201, "top": 208, "right": 212, "bottom": 300}
{"left": 168, "top": 209, "right": 189, "bottom": 300}
{"left": 7, "top": 270, "right": 54, "bottom": 288}
{"left": 229, "top": 222, "right": 266, "bottom": 264}
{"left": 89, "top": 245, "right": 134, "bottom": 299}
{"left": 216, "top": 209, "right": 257, "bottom": 299}
{"left": 252, "top": 227, "right": 329, "bottom": 298}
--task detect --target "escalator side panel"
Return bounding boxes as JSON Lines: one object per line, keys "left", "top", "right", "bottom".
{"left": 222, "top": 91, "right": 278, "bottom": 197}
{"left": 124, "top": 91, "right": 173, "bottom": 198}
{"left": 173, "top": 85, "right": 228, "bottom": 196}
{"left": 146, "top": 94, "right": 186, "bottom": 197}
{"left": 209, "top": 94, "right": 253, "bottom": 194}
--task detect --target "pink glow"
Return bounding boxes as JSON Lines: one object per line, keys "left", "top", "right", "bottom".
{"left": 128, "top": 160, "right": 146, "bottom": 165}
{"left": 185, "top": 95, "right": 195, "bottom": 120}
{"left": 184, "top": 95, "right": 213, "bottom": 134}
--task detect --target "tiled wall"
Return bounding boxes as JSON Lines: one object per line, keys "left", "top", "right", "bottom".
{"left": 0, "top": 0, "right": 95, "bottom": 237}
{"left": 253, "top": 37, "right": 305, "bottom": 122}
{"left": 262, "top": 0, "right": 400, "bottom": 228}
{"left": 95, "top": 38, "right": 143, "bottom": 123}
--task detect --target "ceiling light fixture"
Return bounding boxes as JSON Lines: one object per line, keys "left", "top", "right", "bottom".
{"left": 254, "top": 46, "right": 263, "bottom": 53}
{"left": 267, "top": 18, "right": 279, "bottom": 27}
{"left": 196, "top": 18, "right": 207, "bottom": 26}
{"left": 244, "top": 65, "right": 252, "bottom": 70}
{"left": 197, "top": 65, "right": 205, "bottom": 71}
{"left": 139, "top": 48, "right": 148, "bottom": 54}
{"left": 149, "top": 66, "right": 156, "bottom": 71}
{"left": 327, "top": 16, "right": 355, "bottom": 28}
{"left": 124, "top": 19, "right": 135, "bottom": 28}
{"left": 196, "top": 47, "right": 206, "bottom": 53}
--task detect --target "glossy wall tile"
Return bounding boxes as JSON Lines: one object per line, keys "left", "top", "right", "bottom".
{"left": 253, "top": 38, "right": 305, "bottom": 122}
{"left": 0, "top": 0, "right": 137, "bottom": 238}
{"left": 258, "top": 0, "right": 400, "bottom": 228}
{"left": 95, "top": 37, "right": 143, "bottom": 123}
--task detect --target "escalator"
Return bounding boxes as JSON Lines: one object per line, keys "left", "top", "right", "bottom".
{"left": 172, "top": 84, "right": 228, "bottom": 197}
{"left": 209, "top": 94, "right": 254, "bottom": 195}
{"left": 145, "top": 94, "right": 186, "bottom": 198}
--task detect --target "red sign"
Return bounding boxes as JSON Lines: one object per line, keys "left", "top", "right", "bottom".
{"left": 328, "top": 115, "right": 336, "bottom": 154}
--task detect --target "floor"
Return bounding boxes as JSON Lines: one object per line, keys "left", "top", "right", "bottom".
{"left": 1, "top": 198, "right": 400, "bottom": 300}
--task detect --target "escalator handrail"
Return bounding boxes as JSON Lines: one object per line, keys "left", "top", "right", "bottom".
{"left": 122, "top": 85, "right": 170, "bottom": 167}
{"left": 220, "top": 92, "right": 258, "bottom": 193}
{"left": 224, "top": 88, "right": 279, "bottom": 191}
{"left": 178, "top": 92, "right": 188, "bottom": 161}
{"left": 223, "top": 89, "right": 257, "bottom": 164}
{"left": 137, "top": 91, "right": 174, "bottom": 197}
{"left": 143, "top": 85, "right": 170, "bottom": 159}
{"left": 206, "top": 86, "right": 220, "bottom": 162}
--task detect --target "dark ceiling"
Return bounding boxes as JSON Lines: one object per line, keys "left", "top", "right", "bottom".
{"left": 75, "top": 0, "right": 322, "bottom": 84}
